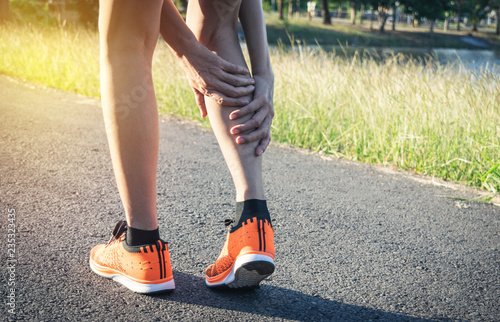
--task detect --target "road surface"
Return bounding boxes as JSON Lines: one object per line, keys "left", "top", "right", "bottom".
{"left": 1, "top": 75, "right": 498, "bottom": 321}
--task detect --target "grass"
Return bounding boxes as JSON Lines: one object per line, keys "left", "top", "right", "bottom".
{"left": 264, "top": 13, "right": 500, "bottom": 49}
{"left": 1, "top": 22, "right": 499, "bottom": 194}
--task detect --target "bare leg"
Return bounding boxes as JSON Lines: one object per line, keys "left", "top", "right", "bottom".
{"left": 99, "top": 0, "right": 163, "bottom": 230}
{"left": 206, "top": 94, "right": 265, "bottom": 202}
{"left": 186, "top": 1, "right": 265, "bottom": 202}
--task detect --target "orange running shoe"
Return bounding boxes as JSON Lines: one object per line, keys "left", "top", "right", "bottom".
{"left": 89, "top": 221, "right": 175, "bottom": 293}
{"left": 205, "top": 214, "right": 275, "bottom": 289}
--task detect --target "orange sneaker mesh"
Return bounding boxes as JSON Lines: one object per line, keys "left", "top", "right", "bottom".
{"left": 206, "top": 217, "right": 274, "bottom": 279}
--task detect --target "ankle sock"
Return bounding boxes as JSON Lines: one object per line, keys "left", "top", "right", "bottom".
{"left": 126, "top": 225, "right": 160, "bottom": 246}
{"left": 234, "top": 199, "right": 271, "bottom": 228}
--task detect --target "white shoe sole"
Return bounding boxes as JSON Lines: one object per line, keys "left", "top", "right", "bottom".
{"left": 205, "top": 254, "right": 275, "bottom": 289}
{"left": 89, "top": 259, "right": 175, "bottom": 294}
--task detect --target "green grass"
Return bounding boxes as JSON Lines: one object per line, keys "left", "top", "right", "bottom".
{"left": 1, "top": 22, "right": 499, "bottom": 194}
{"left": 264, "top": 13, "right": 500, "bottom": 49}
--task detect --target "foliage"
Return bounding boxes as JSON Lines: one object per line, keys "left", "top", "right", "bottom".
{"left": 9, "top": 0, "right": 56, "bottom": 24}
{"left": 403, "top": 0, "right": 448, "bottom": 21}
{"left": 76, "top": 0, "right": 98, "bottom": 26}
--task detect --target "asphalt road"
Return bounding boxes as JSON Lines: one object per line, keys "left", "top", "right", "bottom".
{"left": 1, "top": 75, "right": 499, "bottom": 321}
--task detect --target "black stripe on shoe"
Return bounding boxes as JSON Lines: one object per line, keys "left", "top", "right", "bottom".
{"left": 156, "top": 241, "right": 164, "bottom": 280}
{"left": 258, "top": 220, "right": 263, "bottom": 252}
{"left": 262, "top": 220, "right": 266, "bottom": 252}
{"left": 161, "top": 241, "right": 167, "bottom": 279}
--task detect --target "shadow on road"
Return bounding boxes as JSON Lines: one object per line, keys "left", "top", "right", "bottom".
{"left": 153, "top": 271, "right": 438, "bottom": 321}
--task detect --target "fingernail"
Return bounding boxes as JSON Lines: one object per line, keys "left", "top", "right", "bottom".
{"left": 229, "top": 113, "right": 237, "bottom": 120}
{"left": 232, "top": 128, "right": 240, "bottom": 134}
{"left": 236, "top": 137, "right": 244, "bottom": 144}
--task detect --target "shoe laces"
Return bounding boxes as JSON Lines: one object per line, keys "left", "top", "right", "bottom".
{"left": 106, "top": 220, "right": 127, "bottom": 247}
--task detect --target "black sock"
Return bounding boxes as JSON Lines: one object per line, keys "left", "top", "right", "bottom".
{"left": 126, "top": 225, "right": 160, "bottom": 246}
{"left": 234, "top": 199, "right": 271, "bottom": 228}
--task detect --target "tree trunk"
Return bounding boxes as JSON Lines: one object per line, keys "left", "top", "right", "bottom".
{"left": 288, "top": 0, "right": 293, "bottom": 18}
{"left": 279, "top": 0, "right": 284, "bottom": 20}
{"left": 444, "top": 12, "right": 449, "bottom": 31}
{"left": 497, "top": 7, "right": 500, "bottom": 35}
{"left": 472, "top": 20, "right": 478, "bottom": 32}
{"left": 0, "top": 0, "right": 9, "bottom": 22}
{"left": 370, "top": 9, "right": 375, "bottom": 30}
{"left": 411, "top": 11, "right": 416, "bottom": 28}
{"left": 296, "top": 0, "right": 301, "bottom": 17}
{"left": 350, "top": 1, "right": 356, "bottom": 25}
{"left": 359, "top": 4, "right": 365, "bottom": 25}
{"left": 430, "top": 20, "right": 434, "bottom": 33}
{"left": 456, "top": 0, "right": 462, "bottom": 31}
{"left": 379, "top": 7, "right": 388, "bottom": 32}
{"left": 322, "top": 0, "right": 331, "bottom": 24}
{"left": 392, "top": 4, "right": 396, "bottom": 31}
{"left": 338, "top": 1, "right": 343, "bottom": 19}
{"left": 178, "top": 0, "right": 188, "bottom": 13}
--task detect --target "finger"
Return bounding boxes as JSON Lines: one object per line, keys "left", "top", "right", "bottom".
{"left": 236, "top": 128, "right": 266, "bottom": 145}
{"left": 206, "top": 91, "right": 253, "bottom": 107}
{"left": 194, "top": 69, "right": 254, "bottom": 100}
{"left": 230, "top": 105, "right": 268, "bottom": 134}
{"left": 218, "top": 70, "right": 255, "bottom": 87}
{"left": 235, "top": 116, "right": 271, "bottom": 144}
{"left": 256, "top": 133, "right": 271, "bottom": 156}
{"left": 207, "top": 78, "right": 255, "bottom": 99}
{"left": 219, "top": 58, "right": 252, "bottom": 76}
{"left": 194, "top": 91, "right": 207, "bottom": 118}
{"left": 229, "top": 96, "right": 267, "bottom": 120}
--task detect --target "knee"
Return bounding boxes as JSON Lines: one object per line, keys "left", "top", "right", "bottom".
{"left": 99, "top": 1, "right": 160, "bottom": 60}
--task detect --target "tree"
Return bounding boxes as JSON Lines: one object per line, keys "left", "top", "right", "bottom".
{"left": 322, "top": 0, "right": 332, "bottom": 24}
{"left": 0, "top": 0, "right": 9, "bottom": 21}
{"left": 469, "top": 0, "right": 490, "bottom": 31}
{"left": 443, "top": 10, "right": 451, "bottom": 31}
{"left": 392, "top": 1, "right": 397, "bottom": 30}
{"left": 359, "top": 2, "right": 366, "bottom": 24}
{"left": 77, "top": 0, "right": 99, "bottom": 26}
{"left": 403, "top": 0, "right": 448, "bottom": 33}
{"left": 279, "top": 0, "right": 285, "bottom": 19}
{"left": 289, "top": 0, "right": 294, "bottom": 18}
{"left": 178, "top": 0, "right": 188, "bottom": 13}
{"left": 350, "top": 1, "right": 357, "bottom": 24}
{"left": 370, "top": 3, "right": 376, "bottom": 29}
{"left": 365, "top": 0, "right": 392, "bottom": 32}
{"left": 493, "top": 0, "right": 500, "bottom": 35}
{"left": 455, "top": 0, "right": 464, "bottom": 30}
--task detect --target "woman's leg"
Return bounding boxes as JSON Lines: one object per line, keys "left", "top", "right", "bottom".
{"left": 205, "top": 93, "right": 265, "bottom": 201}
{"left": 89, "top": 0, "right": 175, "bottom": 295}
{"left": 186, "top": 0, "right": 274, "bottom": 289}
{"left": 99, "top": 0, "right": 162, "bottom": 230}
{"left": 186, "top": 1, "right": 265, "bottom": 202}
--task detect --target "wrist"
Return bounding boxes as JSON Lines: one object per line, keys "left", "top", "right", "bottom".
{"left": 168, "top": 34, "right": 201, "bottom": 60}
{"left": 253, "top": 70, "right": 274, "bottom": 83}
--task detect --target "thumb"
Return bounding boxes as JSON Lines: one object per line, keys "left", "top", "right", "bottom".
{"left": 194, "top": 90, "right": 207, "bottom": 118}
